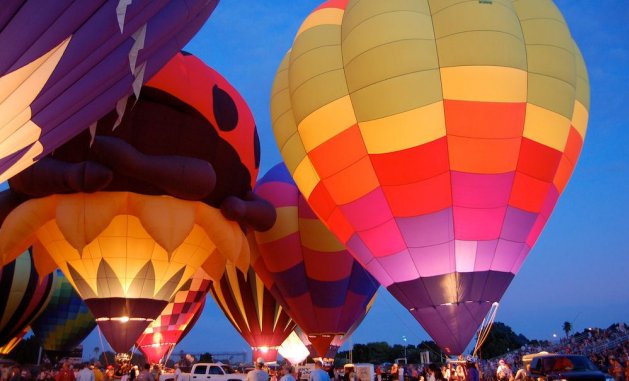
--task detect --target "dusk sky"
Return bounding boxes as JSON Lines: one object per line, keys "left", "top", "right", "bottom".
{"left": 81, "top": 1, "right": 629, "bottom": 359}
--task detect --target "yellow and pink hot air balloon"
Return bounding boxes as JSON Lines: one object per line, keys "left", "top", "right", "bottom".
{"left": 271, "top": 0, "right": 589, "bottom": 354}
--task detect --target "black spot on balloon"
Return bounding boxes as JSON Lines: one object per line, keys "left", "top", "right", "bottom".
{"left": 253, "top": 127, "right": 261, "bottom": 169}
{"left": 180, "top": 50, "right": 192, "bottom": 56}
{"left": 213, "top": 85, "right": 238, "bottom": 132}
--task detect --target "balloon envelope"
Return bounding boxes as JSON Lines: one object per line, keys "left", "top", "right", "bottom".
{"left": 271, "top": 0, "right": 589, "bottom": 354}
{"left": 0, "top": 249, "right": 54, "bottom": 350}
{"left": 137, "top": 269, "right": 212, "bottom": 364}
{"left": 0, "top": 0, "right": 219, "bottom": 181}
{"left": 253, "top": 164, "right": 378, "bottom": 357}
{"left": 210, "top": 263, "right": 295, "bottom": 363}
{"left": 0, "top": 53, "right": 259, "bottom": 353}
{"left": 30, "top": 269, "right": 96, "bottom": 357}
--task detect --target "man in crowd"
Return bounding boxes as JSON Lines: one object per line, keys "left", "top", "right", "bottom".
{"left": 247, "top": 358, "right": 268, "bottom": 381}
{"left": 496, "top": 360, "right": 512, "bottom": 381}
{"left": 465, "top": 362, "right": 479, "bottom": 381}
{"left": 77, "top": 364, "right": 94, "bottom": 381}
{"left": 93, "top": 363, "right": 104, "bottom": 381}
{"left": 279, "top": 366, "right": 295, "bottom": 381}
{"left": 309, "top": 361, "right": 330, "bottom": 381}
{"left": 56, "top": 363, "right": 76, "bottom": 381}
{"left": 135, "top": 365, "right": 151, "bottom": 381}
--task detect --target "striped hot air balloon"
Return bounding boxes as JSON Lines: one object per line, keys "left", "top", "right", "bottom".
{"left": 271, "top": 0, "right": 589, "bottom": 354}
{"left": 210, "top": 263, "right": 295, "bottom": 363}
{"left": 0, "top": 249, "right": 54, "bottom": 353}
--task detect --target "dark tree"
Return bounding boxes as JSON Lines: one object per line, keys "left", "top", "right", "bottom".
{"left": 477, "top": 322, "right": 529, "bottom": 359}
{"left": 417, "top": 341, "right": 444, "bottom": 363}
{"left": 563, "top": 322, "right": 572, "bottom": 338}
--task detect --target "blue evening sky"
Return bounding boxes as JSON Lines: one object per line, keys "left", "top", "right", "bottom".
{"left": 81, "top": 1, "right": 629, "bottom": 359}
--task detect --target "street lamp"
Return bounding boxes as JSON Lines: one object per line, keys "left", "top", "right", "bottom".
{"left": 402, "top": 335, "right": 407, "bottom": 363}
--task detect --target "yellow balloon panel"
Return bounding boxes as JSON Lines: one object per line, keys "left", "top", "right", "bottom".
{"left": 0, "top": 192, "right": 247, "bottom": 302}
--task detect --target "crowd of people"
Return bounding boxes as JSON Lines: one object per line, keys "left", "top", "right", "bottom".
{"left": 2, "top": 323, "right": 628, "bottom": 381}
{"left": 477, "top": 323, "right": 629, "bottom": 381}
{"left": 0, "top": 361, "right": 166, "bottom": 381}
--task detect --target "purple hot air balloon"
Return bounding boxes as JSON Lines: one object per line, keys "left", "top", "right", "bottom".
{"left": 0, "top": 0, "right": 219, "bottom": 182}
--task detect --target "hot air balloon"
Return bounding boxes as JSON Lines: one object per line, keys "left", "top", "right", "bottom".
{"left": 278, "top": 331, "right": 310, "bottom": 365}
{"left": 137, "top": 268, "right": 212, "bottom": 364}
{"left": 0, "top": 0, "right": 220, "bottom": 182}
{"left": 270, "top": 0, "right": 589, "bottom": 354}
{"left": 209, "top": 262, "right": 295, "bottom": 363}
{"left": 0, "top": 249, "right": 54, "bottom": 353}
{"left": 0, "top": 53, "right": 274, "bottom": 353}
{"left": 253, "top": 164, "right": 378, "bottom": 358}
{"left": 30, "top": 270, "right": 96, "bottom": 361}
{"left": 294, "top": 316, "right": 364, "bottom": 361}
{"left": 0, "top": 328, "right": 29, "bottom": 356}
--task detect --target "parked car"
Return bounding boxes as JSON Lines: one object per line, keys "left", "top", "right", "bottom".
{"left": 529, "top": 354, "right": 614, "bottom": 381}
{"left": 160, "top": 363, "right": 247, "bottom": 381}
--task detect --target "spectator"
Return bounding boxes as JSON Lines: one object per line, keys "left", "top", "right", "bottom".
{"left": 150, "top": 365, "right": 160, "bottom": 381}
{"left": 104, "top": 367, "right": 114, "bottom": 381}
{"left": 465, "top": 363, "right": 478, "bottom": 381}
{"left": 279, "top": 366, "right": 295, "bottom": 381}
{"left": 93, "top": 364, "right": 104, "bottom": 381}
{"left": 513, "top": 364, "right": 530, "bottom": 381}
{"left": 77, "top": 364, "right": 94, "bottom": 381}
{"left": 9, "top": 367, "right": 22, "bottom": 381}
{"left": 609, "top": 357, "right": 624, "bottom": 381}
{"left": 136, "top": 365, "right": 150, "bottom": 381}
{"left": 247, "top": 359, "right": 268, "bottom": 381}
{"left": 496, "top": 360, "right": 511, "bottom": 381}
{"left": 309, "top": 362, "right": 330, "bottom": 381}
{"left": 390, "top": 365, "right": 398, "bottom": 381}
{"left": 2, "top": 365, "right": 11, "bottom": 381}
{"left": 56, "top": 364, "right": 75, "bottom": 381}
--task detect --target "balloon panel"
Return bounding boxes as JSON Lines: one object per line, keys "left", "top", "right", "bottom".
{"left": 137, "top": 269, "right": 212, "bottom": 364}
{"left": 0, "top": 0, "right": 219, "bottom": 181}
{"left": 271, "top": 0, "right": 589, "bottom": 354}
{"left": 278, "top": 331, "right": 310, "bottom": 365}
{"left": 0, "top": 249, "right": 54, "bottom": 348}
{"left": 31, "top": 270, "right": 96, "bottom": 352}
